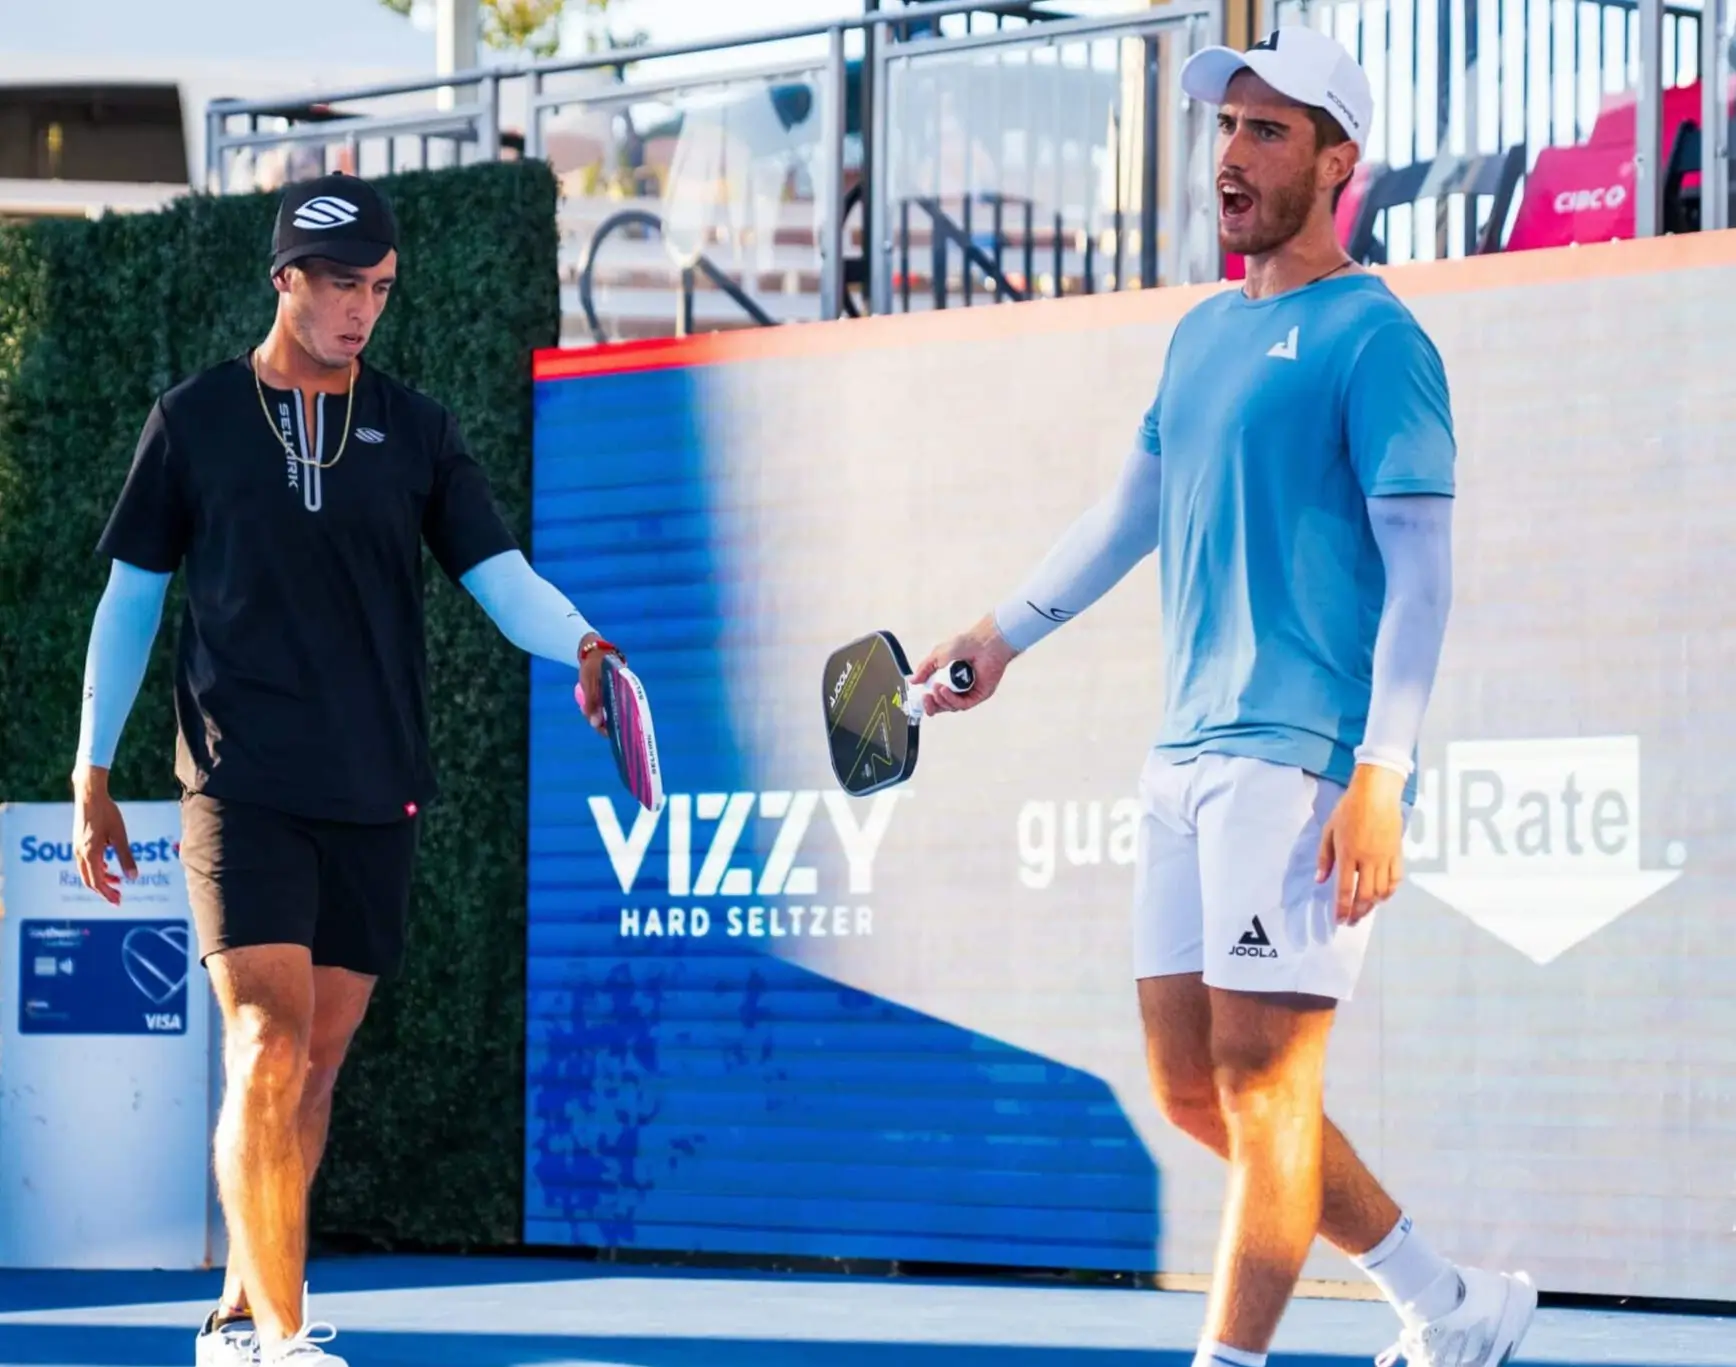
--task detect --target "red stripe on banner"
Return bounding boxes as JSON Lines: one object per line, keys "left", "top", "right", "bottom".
{"left": 532, "top": 232, "right": 1736, "bottom": 384}
{"left": 530, "top": 283, "right": 1231, "bottom": 383}
{"left": 532, "top": 335, "right": 739, "bottom": 381}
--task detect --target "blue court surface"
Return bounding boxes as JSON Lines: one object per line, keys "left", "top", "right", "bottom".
{"left": 0, "top": 1257, "right": 1731, "bottom": 1367}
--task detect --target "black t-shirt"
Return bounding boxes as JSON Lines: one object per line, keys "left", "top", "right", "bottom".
{"left": 97, "top": 352, "right": 517, "bottom": 824}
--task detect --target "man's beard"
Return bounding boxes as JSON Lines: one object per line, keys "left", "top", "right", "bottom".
{"left": 1220, "top": 168, "right": 1315, "bottom": 256}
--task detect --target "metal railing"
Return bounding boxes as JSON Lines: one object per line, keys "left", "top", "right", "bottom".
{"left": 204, "top": 1, "right": 1223, "bottom": 343}
{"left": 874, "top": 3, "right": 1220, "bottom": 311}
{"left": 1707, "top": 0, "right": 1736, "bottom": 229}
{"left": 548, "top": 60, "right": 839, "bottom": 340}
{"left": 204, "top": 0, "right": 1731, "bottom": 341}
{"left": 1267, "top": 0, "right": 1734, "bottom": 257}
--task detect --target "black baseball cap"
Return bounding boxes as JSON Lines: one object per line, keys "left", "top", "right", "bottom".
{"left": 271, "top": 172, "right": 399, "bottom": 275}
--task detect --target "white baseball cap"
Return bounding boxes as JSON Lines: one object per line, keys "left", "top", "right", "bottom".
{"left": 1180, "top": 26, "right": 1375, "bottom": 152}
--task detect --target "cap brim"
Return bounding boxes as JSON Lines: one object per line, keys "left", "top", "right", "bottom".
{"left": 1180, "top": 46, "right": 1256, "bottom": 104}
{"left": 271, "top": 238, "right": 393, "bottom": 275}
{"left": 1181, "top": 45, "right": 1326, "bottom": 114}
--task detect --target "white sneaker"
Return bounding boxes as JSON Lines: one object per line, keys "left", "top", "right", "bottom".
{"left": 1376, "top": 1267, "right": 1537, "bottom": 1367}
{"left": 194, "top": 1309, "right": 258, "bottom": 1366}
{"left": 257, "top": 1321, "right": 347, "bottom": 1365}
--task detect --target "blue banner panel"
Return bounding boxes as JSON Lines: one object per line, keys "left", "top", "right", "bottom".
{"left": 525, "top": 358, "right": 1160, "bottom": 1271}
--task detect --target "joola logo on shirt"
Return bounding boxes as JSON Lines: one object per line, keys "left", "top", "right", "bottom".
{"left": 591, "top": 789, "right": 901, "bottom": 941}
{"left": 1403, "top": 735, "right": 1684, "bottom": 965}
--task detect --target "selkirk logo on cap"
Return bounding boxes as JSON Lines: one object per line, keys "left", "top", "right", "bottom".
{"left": 292, "top": 196, "right": 361, "bottom": 231}
{"left": 1179, "top": 25, "right": 1376, "bottom": 151}
{"left": 271, "top": 173, "right": 400, "bottom": 275}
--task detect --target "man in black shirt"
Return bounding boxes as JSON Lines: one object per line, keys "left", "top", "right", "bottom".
{"left": 71, "top": 173, "right": 619, "bottom": 1367}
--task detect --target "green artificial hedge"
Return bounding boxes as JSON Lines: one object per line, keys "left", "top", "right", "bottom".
{"left": 0, "top": 160, "right": 561, "bottom": 1249}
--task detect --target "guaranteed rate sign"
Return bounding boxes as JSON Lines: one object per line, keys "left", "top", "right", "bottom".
{"left": 1407, "top": 735, "right": 1685, "bottom": 965}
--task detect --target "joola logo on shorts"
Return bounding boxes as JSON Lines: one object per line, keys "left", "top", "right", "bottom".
{"left": 1402, "top": 735, "right": 1684, "bottom": 965}
{"left": 590, "top": 789, "right": 900, "bottom": 941}
{"left": 1230, "top": 917, "right": 1278, "bottom": 958}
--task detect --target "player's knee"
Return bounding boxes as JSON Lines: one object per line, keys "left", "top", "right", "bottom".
{"left": 1148, "top": 1059, "right": 1224, "bottom": 1148}
{"left": 1209, "top": 1032, "right": 1297, "bottom": 1115}
{"left": 304, "top": 1037, "right": 353, "bottom": 1102}
{"left": 226, "top": 1017, "right": 309, "bottom": 1103}
{"left": 1208, "top": 993, "right": 1335, "bottom": 1116}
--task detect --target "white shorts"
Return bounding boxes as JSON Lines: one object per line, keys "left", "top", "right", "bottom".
{"left": 1131, "top": 750, "right": 1376, "bottom": 1001}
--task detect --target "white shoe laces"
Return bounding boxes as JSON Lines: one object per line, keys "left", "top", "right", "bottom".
{"left": 264, "top": 1321, "right": 340, "bottom": 1361}
{"left": 1375, "top": 1321, "right": 1472, "bottom": 1367}
{"left": 1375, "top": 1324, "right": 1425, "bottom": 1367}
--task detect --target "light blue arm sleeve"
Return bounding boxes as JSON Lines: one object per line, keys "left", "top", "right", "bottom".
{"left": 77, "top": 561, "right": 172, "bottom": 769}
{"left": 1357, "top": 494, "right": 1453, "bottom": 778}
{"left": 991, "top": 444, "right": 1164, "bottom": 653}
{"left": 460, "top": 549, "right": 595, "bottom": 670}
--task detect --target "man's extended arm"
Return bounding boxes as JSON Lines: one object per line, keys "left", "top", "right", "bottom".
{"left": 459, "top": 550, "right": 622, "bottom": 736}
{"left": 459, "top": 549, "right": 597, "bottom": 669}
{"left": 75, "top": 560, "right": 173, "bottom": 775}
{"left": 991, "top": 444, "right": 1164, "bottom": 653}
{"left": 1356, "top": 495, "right": 1453, "bottom": 779}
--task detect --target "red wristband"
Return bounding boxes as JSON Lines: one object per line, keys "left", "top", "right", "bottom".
{"left": 580, "top": 636, "right": 623, "bottom": 663}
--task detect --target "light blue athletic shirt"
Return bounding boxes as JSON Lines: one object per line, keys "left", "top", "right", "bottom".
{"left": 1138, "top": 273, "right": 1456, "bottom": 796}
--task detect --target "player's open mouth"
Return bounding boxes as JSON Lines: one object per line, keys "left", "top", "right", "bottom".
{"left": 1219, "top": 184, "right": 1255, "bottom": 224}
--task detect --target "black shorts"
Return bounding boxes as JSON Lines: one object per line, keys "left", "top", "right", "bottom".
{"left": 179, "top": 792, "right": 420, "bottom": 978}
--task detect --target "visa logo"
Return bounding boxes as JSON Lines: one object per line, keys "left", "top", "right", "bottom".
{"left": 144, "top": 1012, "right": 183, "bottom": 1032}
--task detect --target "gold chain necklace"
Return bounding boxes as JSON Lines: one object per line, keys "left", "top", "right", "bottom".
{"left": 252, "top": 348, "right": 356, "bottom": 471}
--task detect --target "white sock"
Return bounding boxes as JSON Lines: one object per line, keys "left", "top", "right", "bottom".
{"left": 1192, "top": 1341, "right": 1267, "bottom": 1367}
{"left": 1354, "top": 1214, "right": 1465, "bottom": 1324}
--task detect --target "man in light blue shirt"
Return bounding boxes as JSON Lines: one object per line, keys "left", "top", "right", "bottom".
{"left": 915, "top": 24, "right": 1534, "bottom": 1367}
{"left": 1141, "top": 274, "right": 1455, "bottom": 808}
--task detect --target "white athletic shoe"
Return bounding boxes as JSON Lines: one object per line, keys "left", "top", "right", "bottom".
{"left": 257, "top": 1321, "right": 347, "bottom": 1365}
{"left": 194, "top": 1309, "right": 258, "bottom": 1366}
{"left": 1375, "top": 1267, "right": 1538, "bottom": 1367}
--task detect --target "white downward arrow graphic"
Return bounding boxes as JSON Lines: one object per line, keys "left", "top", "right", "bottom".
{"left": 1410, "top": 869, "right": 1683, "bottom": 965}
{"left": 1403, "top": 735, "right": 1685, "bottom": 965}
